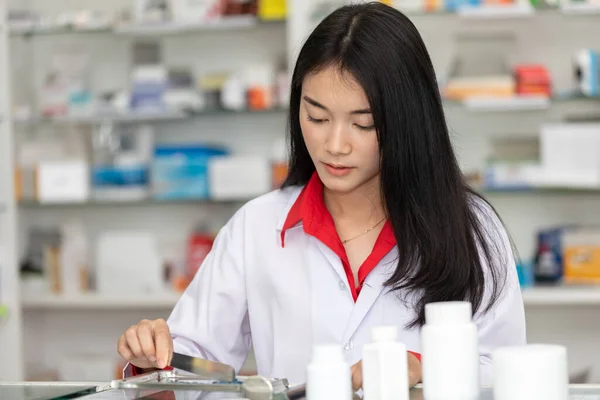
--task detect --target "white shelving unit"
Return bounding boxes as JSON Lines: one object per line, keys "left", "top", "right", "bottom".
{"left": 18, "top": 286, "right": 600, "bottom": 310}
{"left": 1, "top": 0, "right": 600, "bottom": 384}
{"left": 522, "top": 287, "right": 600, "bottom": 306}
{"left": 463, "top": 95, "right": 552, "bottom": 112}
{"left": 560, "top": 2, "right": 600, "bottom": 14}
{"left": 21, "top": 293, "right": 181, "bottom": 310}
{"left": 114, "top": 15, "right": 263, "bottom": 36}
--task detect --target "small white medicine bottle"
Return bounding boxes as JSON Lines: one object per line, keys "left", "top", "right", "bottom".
{"left": 422, "top": 301, "right": 479, "bottom": 400}
{"left": 306, "top": 344, "right": 352, "bottom": 400}
{"left": 362, "top": 326, "right": 409, "bottom": 400}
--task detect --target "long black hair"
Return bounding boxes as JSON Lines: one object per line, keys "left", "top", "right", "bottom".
{"left": 282, "top": 2, "right": 508, "bottom": 327}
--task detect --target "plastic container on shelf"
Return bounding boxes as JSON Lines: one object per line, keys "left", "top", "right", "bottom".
{"left": 186, "top": 223, "right": 215, "bottom": 281}
{"left": 151, "top": 144, "right": 229, "bottom": 200}
{"left": 59, "top": 220, "right": 89, "bottom": 294}
{"left": 91, "top": 123, "right": 153, "bottom": 202}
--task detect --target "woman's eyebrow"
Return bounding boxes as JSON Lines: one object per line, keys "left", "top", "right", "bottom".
{"left": 303, "top": 95, "right": 371, "bottom": 114}
{"left": 303, "top": 96, "right": 328, "bottom": 111}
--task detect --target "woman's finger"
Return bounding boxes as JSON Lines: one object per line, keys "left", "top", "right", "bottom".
{"left": 154, "top": 320, "right": 172, "bottom": 369}
{"left": 351, "top": 361, "right": 363, "bottom": 391}
{"left": 137, "top": 322, "right": 157, "bottom": 363}
{"left": 125, "top": 325, "right": 144, "bottom": 359}
{"left": 117, "top": 335, "right": 134, "bottom": 361}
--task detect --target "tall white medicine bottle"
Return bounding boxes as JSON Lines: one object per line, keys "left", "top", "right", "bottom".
{"left": 362, "top": 326, "right": 409, "bottom": 400}
{"left": 306, "top": 344, "right": 352, "bottom": 400}
{"left": 422, "top": 301, "right": 479, "bottom": 400}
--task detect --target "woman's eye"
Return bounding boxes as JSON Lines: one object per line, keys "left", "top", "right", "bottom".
{"left": 307, "top": 115, "right": 326, "bottom": 124}
{"left": 355, "top": 124, "right": 375, "bottom": 131}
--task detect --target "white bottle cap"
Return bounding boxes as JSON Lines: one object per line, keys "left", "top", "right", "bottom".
{"left": 372, "top": 326, "right": 398, "bottom": 342}
{"left": 312, "top": 344, "right": 344, "bottom": 364}
{"left": 493, "top": 344, "right": 569, "bottom": 400}
{"left": 425, "top": 301, "right": 472, "bottom": 325}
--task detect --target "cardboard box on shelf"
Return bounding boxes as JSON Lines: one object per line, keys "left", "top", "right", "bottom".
{"left": 258, "top": 0, "right": 287, "bottom": 20}
{"left": 564, "top": 227, "right": 600, "bottom": 284}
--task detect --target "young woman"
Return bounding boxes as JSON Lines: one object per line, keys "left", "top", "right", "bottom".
{"left": 117, "top": 2, "right": 526, "bottom": 389}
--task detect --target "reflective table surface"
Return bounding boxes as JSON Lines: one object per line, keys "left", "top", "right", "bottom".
{"left": 409, "top": 385, "right": 600, "bottom": 400}
{"left": 1, "top": 380, "right": 600, "bottom": 400}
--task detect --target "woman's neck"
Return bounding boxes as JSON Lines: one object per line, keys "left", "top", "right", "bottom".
{"left": 323, "top": 177, "right": 386, "bottom": 225}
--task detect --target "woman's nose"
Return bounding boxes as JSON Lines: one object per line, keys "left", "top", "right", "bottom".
{"left": 324, "top": 123, "right": 352, "bottom": 155}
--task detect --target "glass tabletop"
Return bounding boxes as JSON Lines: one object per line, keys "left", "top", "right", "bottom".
{"left": 0, "top": 383, "right": 99, "bottom": 400}
{"left": 407, "top": 386, "right": 600, "bottom": 400}
{"left": 2, "top": 383, "right": 600, "bottom": 400}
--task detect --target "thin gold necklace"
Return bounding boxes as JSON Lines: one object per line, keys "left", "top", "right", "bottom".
{"left": 341, "top": 217, "right": 387, "bottom": 244}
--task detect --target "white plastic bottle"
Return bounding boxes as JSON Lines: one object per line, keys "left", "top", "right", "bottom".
{"left": 422, "top": 301, "right": 479, "bottom": 400}
{"left": 306, "top": 344, "right": 352, "bottom": 400}
{"left": 493, "top": 344, "right": 569, "bottom": 400}
{"left": 59, "top": 221, "right": 89, "bottom": 294}
{"left": 362, "top": 326, "right": 409, "bottom": 400}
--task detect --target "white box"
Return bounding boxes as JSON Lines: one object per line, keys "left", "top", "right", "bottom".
{"left": 171, "top": 0, "right": 216, "bottom": 22}
{"left": 96, "top": 231, "right": 164, "bottom": 294}
{"left": 537, "top": 123, "right": 600, "bottom": 188}
{"left": 208, "top": 156, "right": 271, "bottom": 200}
{"left": 36, "top": 161, "right": 89, "bottom": 203}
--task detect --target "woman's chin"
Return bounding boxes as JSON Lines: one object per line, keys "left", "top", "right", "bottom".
{"left": 320, "top": 175, "right": 360, "bottom": 195}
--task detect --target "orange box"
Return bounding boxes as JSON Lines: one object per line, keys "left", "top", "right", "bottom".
{"left": 563, "top": 228, "right": 600, "bottom": 284}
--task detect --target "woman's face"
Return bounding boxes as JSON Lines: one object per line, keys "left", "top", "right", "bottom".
{"left": 300, "top": 66, "right": 380, "bottom": 196}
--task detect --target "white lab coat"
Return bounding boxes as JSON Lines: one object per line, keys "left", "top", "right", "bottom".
{"left": 164, "top": 185, "right": 526, "bottom": 385}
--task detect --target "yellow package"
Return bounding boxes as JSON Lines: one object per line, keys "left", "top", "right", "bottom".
{"left": 563, "top": 228, "right": 600, "bottom": 284}
{"left": 258, "top": 0, "right": 287, "bottom": 21}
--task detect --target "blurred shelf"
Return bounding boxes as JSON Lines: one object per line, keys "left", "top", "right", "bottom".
{"left": 10, "top": 94, "right": 597, "bottom": 127}
{"left": 479, "top": 186, "right": 600, "bottom": 194}
{"left": 20, "top": 286, "right": 600, "bottom": 309}
{"left": 9, "top": 24, "right": 112, "bottom": 37}
{"left": 522, "top": 286, "right": 600, "bottom": 306}
{"left": 19, "top": 197, "right": 250, "bottom": 209}
{"left": 560, "top": 2, "right": 600, "bottom": 14}
{"left": 456, "top": 3, "right": 536, "bottom": 18}
{"left": 7, "top": 5, "right": 598, "bottom": 39}
{"left": 462, "top": 95, "right": 550, "bottom": 112}
{"left": 9, "top": 16, "right": 284, "bottom": 37}
{"left": 13, "top": 108, "right": 287, "bottom": 125}
{"left": 21, "top": 293, "right": 180, "bottom": 310}
{"left": 400, "top": 4, "right": 600, "bottom": 17}
{"left": 115, "top": 15, "right": 263, "bottom": 36}
{"left": 444, "top": 94, "right": 599, "bottom": 112}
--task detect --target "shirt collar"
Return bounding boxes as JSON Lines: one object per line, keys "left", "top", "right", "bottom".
{"left": 280, "top": 172, "right": 325, "bottom": 247}
{"left": 280, "top": 172, "right": 397, "bottom": 248}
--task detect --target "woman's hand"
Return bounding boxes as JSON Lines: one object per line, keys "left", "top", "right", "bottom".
{"left": 117, "top": 318, "right": 173, "bottom": 370}
{"left": 351, "top": 352, "right": 422, "bottom": 391}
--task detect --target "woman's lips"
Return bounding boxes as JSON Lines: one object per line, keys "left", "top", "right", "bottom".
{"left": 323, "top": 162, "right": 354, "bottom": 177}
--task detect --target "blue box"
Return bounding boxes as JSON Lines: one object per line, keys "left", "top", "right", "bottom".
{"left": 516, "top": 261, "right": 534, "bottom": 288}
{"left": 445, "top": 0, "right": 480, "bottom": 12}
{"left": 152, "top": 145, "right": 229, "bottom": 200}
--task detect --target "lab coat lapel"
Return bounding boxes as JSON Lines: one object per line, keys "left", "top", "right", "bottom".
{"left": 343, "top": 249, "right": 398, "bottom": 341}
{"left": 312, "top": 237, "right": 349, "bottom": 284}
